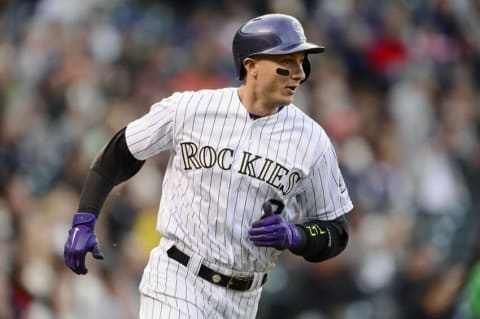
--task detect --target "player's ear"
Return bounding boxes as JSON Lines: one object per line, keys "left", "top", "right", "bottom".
{"left": 243, "top": 58, "right": 258, "bottom": 79}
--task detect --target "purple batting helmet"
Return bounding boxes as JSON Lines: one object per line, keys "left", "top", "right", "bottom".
{"left": 232, "top": 14, "right": 325, "bottom": 82}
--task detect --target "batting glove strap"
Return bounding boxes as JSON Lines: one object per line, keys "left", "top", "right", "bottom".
{"left": 288, "top": 224, "right": 308, "bottom": 254}
{"left": 286, "top": 223, "right": 304, "bottom": 249}
{"left": 72, "top": 212, "right": 97, "bottom": 227}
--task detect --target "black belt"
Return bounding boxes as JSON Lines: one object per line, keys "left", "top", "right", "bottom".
{"left": 167, "top": 245, "right": 267, "bottom": 291}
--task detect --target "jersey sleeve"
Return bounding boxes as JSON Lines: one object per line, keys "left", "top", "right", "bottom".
{"left": 297, "top": 137, "right": 354, "bottom": 221}
{"left": 125, "top": 93, "right": 180, "bottom": 160}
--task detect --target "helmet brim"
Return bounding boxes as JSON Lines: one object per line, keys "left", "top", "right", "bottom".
{"left": 255, "top": 42, "right": 325, "bottom": 56}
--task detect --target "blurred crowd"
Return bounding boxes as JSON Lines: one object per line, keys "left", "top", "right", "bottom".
{"left": 0, "top": 0, "right": 479, "bottom": 318}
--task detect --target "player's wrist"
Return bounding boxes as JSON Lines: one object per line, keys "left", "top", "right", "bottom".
{"left": 72, "top": 212, "right": 97, "bottom": 228}
{"left": 288, "top": 224, "right": 308, "bottom": 254}
{"left": 290, "top": 218, "right": 350, "bottom": 263}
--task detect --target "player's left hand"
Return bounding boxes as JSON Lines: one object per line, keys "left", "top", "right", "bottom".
{"left": 248, "top": 215, "right": 302, "bottom": 250}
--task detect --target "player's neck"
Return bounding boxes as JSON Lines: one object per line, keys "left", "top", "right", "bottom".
{"left": 237, "top": 85, "right": 280, "bottom": 117}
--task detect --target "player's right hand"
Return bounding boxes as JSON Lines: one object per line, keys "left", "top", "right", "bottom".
{"left": 248, "top": 215, "right": 302, "bottom": 250}
{"left": 64, "top": 212, "right": 104, "bottom": 275}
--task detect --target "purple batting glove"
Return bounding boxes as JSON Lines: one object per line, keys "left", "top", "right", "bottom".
{"left": 248, "top": 215, "right": 302, "bottom": 250}
{"left": 64, "top": 212, "right": 104, "bottom": 275}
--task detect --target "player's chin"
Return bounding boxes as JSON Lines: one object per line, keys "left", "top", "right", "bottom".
{"left": 281, "top": 88, "right": 296, "bottom": 102}
{"left": 278, "top": 94, "right": 294, "bottom": 106}
{"left": 270, "top": 90, "right": 294, "bottom": 106}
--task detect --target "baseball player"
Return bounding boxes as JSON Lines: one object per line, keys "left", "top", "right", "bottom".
{"left": 64, "top": 13, "right": 353, "bottom": 319}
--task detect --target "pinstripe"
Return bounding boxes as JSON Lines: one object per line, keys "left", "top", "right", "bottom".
{"left": 203, "top": 91, "right": 224, "bottom": 259}
{"left": 230, "top": 118, "right": 254, "bottom": 267}
{"left": 219, "top": 290, "right": 229, "bottom": 319}
{"left": 212, "top": 99, "right": 231, "bottom": 259}
{"left": 306, "top": 167, "right": 319, "bottom": 217}
{"left": 238, "top": 292, "right": 247, "bottom": 318}
{"left": 222, "top": 100, "right": 244, "bottom": 262}
{"left": 273, "top": 107, "right": 285, "bottom": 161}
{"left": 189, "top": 93, "right": 204, "bottom": 139}
{"left": 212, "top": 290, "right": 221, "bottom": 319}
{"left": 174, "top": 93, "right": 187, "bottom": 143}
{"left": 296, "top": 114, "right": 306, "bottom": 165}
{"left": 189, "top": 94, "right": 204, "bottom": 245}
{"left": 321, "top": 155, "right": 339, "bottom": 218}
{"left": 225, "top": 111, "right": 248, "bottom": 267}
{"left": 327, "top": 147, "right": 342, "bottom": 216}
{"left": 327, "top": 144, "right": 350, "bottom": 213}
{"left": 184, "top": 286, "right": 191, "bottom": 318}
{"left": 218, "top": 97, "right": 237, "bottom": 254}
{"left": 151, "top": 292, "right": 156, "bottom": 318}
{"left": 205, "top": 288, "right": 215, "bottom": 318}
{"left": 152, "top": 295, "right": 156, "bottom": 318}
{"left": 179, "top": 93, "right": 194, "bottom": 146}
{"left": 245, "top": 292, "right": 256, "bottom": 318}
{"left": 286, "top": 108, "right": 297, "bottom": 163}
{"left": 303, "top": 118, "right": 315, "bottom": 165}
{"left": 196, "top": 92, "right": 215, "bottom": 252}
{"left": 317, "top": 161, "right": 326, "bottom": 218}
{"left": 156, "top": 248, "right": 164, "bottom": 316}
{"left": 195, "top": 276, "right": 208, "bottom": 318}
{"left": 173, "top": 259, "right": 181, "bottom": 314}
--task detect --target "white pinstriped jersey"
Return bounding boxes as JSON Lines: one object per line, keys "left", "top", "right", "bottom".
{"left": 125, "top": 87, "right": 353, "bottom": 275}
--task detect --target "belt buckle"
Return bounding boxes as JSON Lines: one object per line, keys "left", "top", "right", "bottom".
{"left": 227, "top": 276, "right": 253, "bottom": 291}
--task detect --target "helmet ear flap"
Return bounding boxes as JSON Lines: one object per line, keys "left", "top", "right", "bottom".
{"left": 301, "top": 56, "right": 311, "bottom": 84}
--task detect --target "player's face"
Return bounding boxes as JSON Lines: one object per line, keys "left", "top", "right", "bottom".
{"left": 252, "top": 52, "right": 306, "bottom": 107}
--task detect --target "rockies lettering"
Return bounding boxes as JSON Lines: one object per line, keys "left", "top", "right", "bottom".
{"left": 180, "top": 142, "right": 302, "bottom": 195}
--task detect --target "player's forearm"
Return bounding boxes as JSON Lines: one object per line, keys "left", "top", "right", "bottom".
{"left": 77, "top": 127, "right": 145, "bottom": 216}
{"left": 77, "top": 168, "right": 115, "bottom": 216}
{"left": 289, "top": 215, "right": 349, "bottom": 262}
